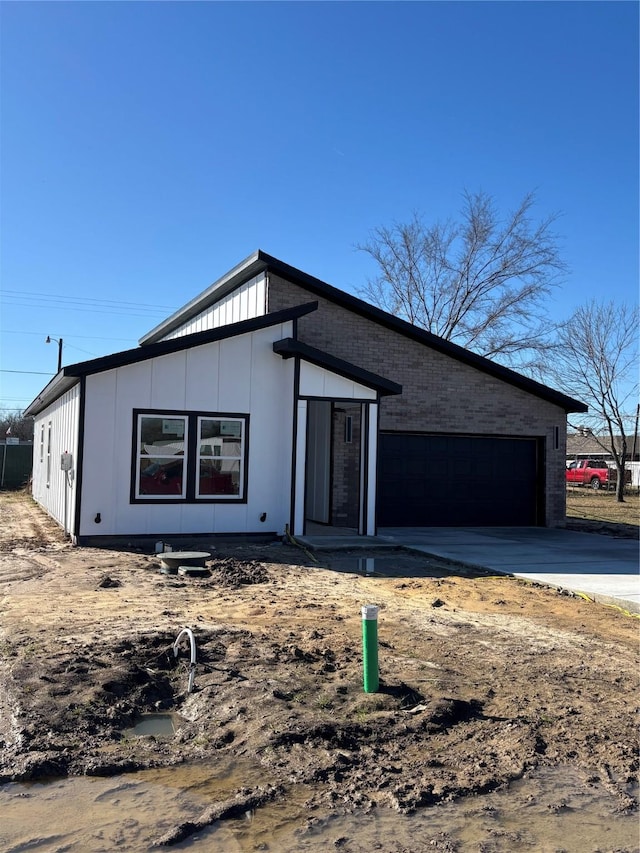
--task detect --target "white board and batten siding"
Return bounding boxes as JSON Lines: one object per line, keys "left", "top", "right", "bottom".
{"left": 299, "top": 362, "right": 377, "bottom": 400}
{"left": 31, "top": 384, "right": 81, "bottom": 533}
{"left": 79, "top": 321, "right": 294, "bottom": 538}
{"left": 162, "top": 274, "right": 267, "bottom": 340}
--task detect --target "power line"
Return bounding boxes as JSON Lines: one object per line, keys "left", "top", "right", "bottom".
{"left": 1, "top": 369, "right": 54, "bottom": 375}
{"left": 1, "top": 329, "right": 137, "bottom": 342}
{"left": 62, "top": 342, "right": 100, "bottom": 357}
{"left": 1, "top": 300, "right": 171, "bottom": 320}
{"left": 1, "top": 289, "right": 178, "bottom": 311}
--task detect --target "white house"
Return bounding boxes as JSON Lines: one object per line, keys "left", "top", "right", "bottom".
{"left": 25, "top": 301, "right": 399, "bottom": 543}
{"left": 25, "top": 251, "right": 586, "bottom": 545}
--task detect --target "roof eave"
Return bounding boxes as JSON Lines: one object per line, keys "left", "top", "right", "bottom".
{"left": 62, "top": 302, "right": 317, "bottom": 378}
{"left": 139, "top": 250, "right": 269, "bottom": 345}
{"left": 259, "top": 254, "right": 588, "bottom": 413}
{"left": 139, "top": 248, "right": 587, "bottom": 413}
{"left": 23, "top": 372, "right": 80, "bottom": 417}
{"left": 273, "top": 337, "right": 402, "bottom": 396}
{"left": 25, "top": 302, "right": 318, "bottom": 414}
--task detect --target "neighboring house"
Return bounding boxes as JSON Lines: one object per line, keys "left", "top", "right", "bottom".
{"left": 566, "top": 431, "right": 640, "bottom": 489}
{"left": 566, "top": 432, "right": 639, "bottom": 463}
{"left": 25, "top": 251, "right": 586, "bottom": 545}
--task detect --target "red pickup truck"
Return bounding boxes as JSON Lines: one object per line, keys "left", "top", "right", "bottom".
{"left": 566, "top": 459, "right": 610, "bottom": 489}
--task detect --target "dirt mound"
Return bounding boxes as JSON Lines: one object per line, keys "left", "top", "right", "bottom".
{"left": 205, "top": 557, "right": 270, "bottom": 586}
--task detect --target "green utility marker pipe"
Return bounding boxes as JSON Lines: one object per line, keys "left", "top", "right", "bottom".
{"left": 361, "top": 604, "right": 379, "bottom": 693}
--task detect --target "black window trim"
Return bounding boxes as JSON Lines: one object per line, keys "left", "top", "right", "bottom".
{"left": 130, "top": 408, "right": 250, "bottom": 505}
{"left": 46, "top": 421, "right": 52, "bottom": 487}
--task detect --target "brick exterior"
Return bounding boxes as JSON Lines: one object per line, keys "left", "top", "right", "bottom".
{"left": 268, "top": 273, "right": 568, "bottom": 527}
{"left": 331, "top": 403, "right": 361, "bottom": 528}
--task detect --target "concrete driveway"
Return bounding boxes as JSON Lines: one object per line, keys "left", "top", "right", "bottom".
{"left": 378, "top": 526, "right": 640, "bottom": 613}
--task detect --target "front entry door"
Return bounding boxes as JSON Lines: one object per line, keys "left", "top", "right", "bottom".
{"left": 305, "top": 401, "right": 331, "bottom": 523}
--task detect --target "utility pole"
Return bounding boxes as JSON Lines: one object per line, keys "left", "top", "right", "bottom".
{"left": 46, "top": 336, "right": 63, "bottom": 372}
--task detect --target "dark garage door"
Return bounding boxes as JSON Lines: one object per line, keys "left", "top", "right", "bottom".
{"left": 378, "top": 434, "right": 541, "bottom": 527}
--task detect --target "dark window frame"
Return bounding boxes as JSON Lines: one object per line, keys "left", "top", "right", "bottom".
{"left": 130, "top": 408, "right": 250, "bottom": 505}
{"left": 344, "top": 414, "right": 353, "bottom": 444}
{"left": 46, "top": 422, "right": 52, "bottom": 487}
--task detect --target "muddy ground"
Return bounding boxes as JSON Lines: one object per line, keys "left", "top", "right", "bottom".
{"left": 0, "top": 491, "right": 638, "bottom": 847}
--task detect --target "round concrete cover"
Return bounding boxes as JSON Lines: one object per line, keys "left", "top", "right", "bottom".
{"left": 159, "top": 551, "right": 211, "bottom": 569}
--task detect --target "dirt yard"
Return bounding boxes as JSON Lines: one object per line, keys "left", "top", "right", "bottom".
{"left": 0, "top": 491, "right": 638, "bottom": 848}
{"left": 566, "top": 488, "right": 640, "bottom": 538}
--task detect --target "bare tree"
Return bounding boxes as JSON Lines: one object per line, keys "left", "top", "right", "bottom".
{"left": 0, "top": 411, "right": 34, "bottom": 442}
{"left": 357, "top": 191, "right": 567, "bottom": 372}
{"left": 552, "top": 301, "right": 639, "bottom": 502}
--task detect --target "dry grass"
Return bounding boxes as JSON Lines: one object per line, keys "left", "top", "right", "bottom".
{"left": 566, "top": 487, "right": 640, "bottom": 527}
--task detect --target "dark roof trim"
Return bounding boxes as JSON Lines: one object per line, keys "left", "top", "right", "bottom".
{"left": 139, "top": 250, "right": 270, "bottom": 345}
{"left": 139, "top": 248, "right": 586, "bottom": 412}
{"left": 260, "top": 252, "right": 587, "bottom": 413}
{"left": 24, "top": 303, "right": 317, "bottom": 416}
{"left": 273, "top": 337, "right": 402, "bottom": 397}
{"left": 23, "top": 374, "right": 80, "bottom": 418}
{"left": 64, "top": 303, "right": 318, "bottom": 377}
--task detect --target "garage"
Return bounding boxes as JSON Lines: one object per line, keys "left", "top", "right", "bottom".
{"left": 377, "top": 433, "right": 542, "bottom": 527}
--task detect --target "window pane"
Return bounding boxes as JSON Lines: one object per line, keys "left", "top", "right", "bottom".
{"left": 199, "top": 436, "right": 242, "bottom": 458}
{"left": 199, "top": 419, "right": 242, "bottom": 458}
{"left": 140, "top": 416, "right": 186, "bottom": 455}
{"left": 139, "top": 457, "right": 184, "bottom": 496}
{"left": 198, "top": 459, "right": 240, "bottom": 496}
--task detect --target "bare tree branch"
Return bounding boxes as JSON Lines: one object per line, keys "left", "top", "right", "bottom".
{"left": 0, "top": 411, "right": 34, "bottom": 441}
{"left": 356, "top": 190, "right": 567, "bottom": 373}
{"left": 551, "top": 301, "right": 639, "bottom": 502}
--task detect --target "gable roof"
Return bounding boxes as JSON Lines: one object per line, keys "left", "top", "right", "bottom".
{"left": 24, "top": 303, "right": 317, "bottom": 417}
{"left": 139, "top": 250, "right": 587, "bottom": 414}
{"left": 566, "top": 432, "right": 635, "bottom": 458}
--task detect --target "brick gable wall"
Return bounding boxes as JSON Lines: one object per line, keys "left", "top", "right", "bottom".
{"left": 268, "top": 273, "right": 567, "bottom": 526}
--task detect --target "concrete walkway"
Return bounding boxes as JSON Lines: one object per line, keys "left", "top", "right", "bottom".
{"left": 381, "top": 527, "right": 640, "bottom": 613}
{"left": 298, "top": 527, "right": 640, "bottom": 613}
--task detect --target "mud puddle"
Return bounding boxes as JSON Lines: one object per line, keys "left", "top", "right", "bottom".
{"left": 1, "top": 764, "right": 637, "bottom": 852}
{"left": 124, "top": 712, "right": 178, "bottom": 738}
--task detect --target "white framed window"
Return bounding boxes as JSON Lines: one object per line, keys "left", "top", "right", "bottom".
{"left": 46, "top": 422, "right": 52, "bottom": 487}
{"left": 39, "top": 424, "right": 45, "bottom": 463}
{"left": 135, "top": 414, "right": 188, "bottom": 499}
{"left": 197, "top": 417, "right": 245, "bottom": 499}
{"left": 132, "top": 410, "right": 248, "bottom": 503}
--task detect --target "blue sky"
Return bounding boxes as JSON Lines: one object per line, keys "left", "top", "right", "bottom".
{"left": 1, "top": 1, "right": 638, "bottom": 414}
